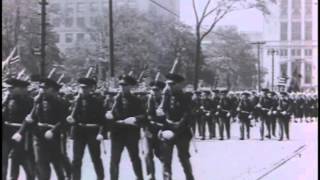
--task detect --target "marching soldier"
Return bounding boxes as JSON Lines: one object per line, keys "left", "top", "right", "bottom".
{"left": 211, "top": 89, "right": 220, "bottom": 139}
{"left": 26, "top": 78, "right": 67, "bottom": 180}
{"left": 66, "top": 77, "right": 105, "bottom": 180}
{"left": 216, "top": 89, "right": 232, "bottom": 140}
{"left": 199, "top": 90, "right": 214, "bottom": 140}
{"left": 3, "top": 78, "right": 35, "bottom": 180}
{"left": 237, "top": 91, "right": 252, "bottom": 140}
{"left": 275, "top": 92, "right": 293, "bottom": 141}
{"left": 294, "top": 93, "right": 305, "bottom": 123}
{"left": 256, "top": 89, "right": 274, "bottom": 140}
{"left": 270, "top": 91, "right": 278, "bottom": 137}
{"left": 145, "top": 79, "right": 166, "bottom": 180}
{"left": 105, "top": 74, "right": 145, "bottom": 180}
{"left": 156, "top": 72, "right": 195, "bottom": 180}
{"left": 191, "top": 91, "right": 202, "bottom": 137}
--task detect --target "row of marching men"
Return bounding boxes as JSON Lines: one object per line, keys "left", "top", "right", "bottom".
{"left": 2, "top": 66, "right": 197, "bottom": 180}
{"left": 189, "top": 88, "right": 318, "bottom": 141}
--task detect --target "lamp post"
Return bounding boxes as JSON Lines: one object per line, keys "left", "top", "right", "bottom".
{"left": 250, "top": 41, "right": 266, "bottom": 92}
{"left": 267, "top": 48, "right": 279, "bottom": 91}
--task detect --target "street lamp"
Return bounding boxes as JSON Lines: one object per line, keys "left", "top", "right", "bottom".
{"left": 267, "top": 48, "right": 279, "bottom": 91}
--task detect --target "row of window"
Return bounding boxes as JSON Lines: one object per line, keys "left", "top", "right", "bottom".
{"left": 50, "top": 2, "right": 108, "bottom": 14}
{"left": 55, "top": 33, "right": 87, "bottom": 43}
{"left": 280, "top": 0, "right": 313, "bottom": 17}
{"left": 280, "top": 21, "right": 312, "bottom": 40}
{"left": 278, "top": 48, "right": 313, "bottom": 57}
{"left": 51, "top": 16, "right": 100, "bottom": 28}
{"left": 280, "top": 61, "right": 313, "bottom": 84}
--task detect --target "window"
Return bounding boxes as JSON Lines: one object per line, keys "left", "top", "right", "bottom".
{"left": 305, "top": 0, "right": 312, "bottom": 17}
{"left": 90, "top": 2, "right": 98, "bottom": 12}
{"left": 304, "top": 62, "right": 312, "bottom": 84}
{"left": 77, "top": 3, "right": 86, "bottom": 13}
{"left": 54, "top": 34, "right": 60, "bottom": 43}
{"left": 50, "top": 3, "right": 61, "bottom": 13}
{"left": 65, "top": 17, "right": 73, "bottom": 27}
{"left": 77, "top": 17, "right": 85, "bottom": 28}
{"left": 292, "top": 61, "right": 302, "bottom": 77}
{"left": 291, "top": 22, "right": 301, "bottom": 40}
{"left": 280, "top": 22, "right": 288, "bottom": 40}
{"left": 279, "top": 49, "right": 288, "bottom": 56}
{"left": 90, "top": 16, "right": 98, "bottom": 26}
{"left": 291, "top": 49, "right": 301, "bottom": 56}
{"left": 65, "top": 33, "right": 73, "bottom": 43}
{"left": 280, "top": 63, "right": 288, "bottom": 77}
{"left": 102, "top": 2, "right": 108, "bottom": 10}
{"left": 292, "top": 0, "right": 301, "bottom": 18}
{"left": 76, "top": 33, "right": 85, "bottom": 41}
{"left": 280, "top": 0, "right": 288, "bottom": 17}
{"left": 304, "top": 49, "right": 313, "bottom": 56}
{"left": 305, "top": 21, "right": 312, "bottom": 40}
{"left": 66, "top": 3, "right": 74, "bottom": 16}
{"left": 52, "top": 17, "right": 61, "bottom": 27}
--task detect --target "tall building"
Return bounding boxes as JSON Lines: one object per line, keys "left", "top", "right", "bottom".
{"left": 48, "top": 0, "right": 180, "bottom": 54}
{"left": 262, "top": 0, "right": 318, "bottom": 91}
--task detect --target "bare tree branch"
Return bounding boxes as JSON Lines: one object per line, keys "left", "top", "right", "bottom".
{"left": 198, "top": 0, "right": 212, "bottom": 25}
{"left": 192, "top": 0, "right": 199, "bottom": 24}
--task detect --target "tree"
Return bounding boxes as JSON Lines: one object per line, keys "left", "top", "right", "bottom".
{"left": 202, "top": 27, "right": 261, "bottom": 90}
{"left": 192, "top": 0, "right": 276, "bottom": 90}
{"left": 65, "top": 7, "right": 196, "bottom": 85}
{"left": 2, "top": 0, "right": 63, "bottom": 76}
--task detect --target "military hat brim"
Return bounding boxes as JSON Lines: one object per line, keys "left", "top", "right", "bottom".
{"left": 165, "top": 73, "right": 184, "bottom": 83}
{"left": 241, "top": 92, "right": 251, "bottom": 96}
{"left": 78, "top": 78, "right": 97, "bottom": 87}
{"left": 40, "top": 78, "right": 62, "bottom": 90}
{"left": 118, "top": 75, "right": 137, "bottom": 86}
{"left": 280, "top": 92, "right": 289, "bottom": 96}
{"left": 261, "top": 88, "right": 270, "bottom": 92}
{"left": 4, "top": 78, "right": 30, "bottom": 87}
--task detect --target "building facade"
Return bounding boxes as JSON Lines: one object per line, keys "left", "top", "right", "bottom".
{"left": 48, "top": 0, "right": 180, "bottom": 54}
{"left": 262, "top": 0, "right": 318, "bottom": 91}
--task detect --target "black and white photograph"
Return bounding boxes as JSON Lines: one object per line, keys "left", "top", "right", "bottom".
{"left": 2, "top": 0, "right": 318, "bottom": 179}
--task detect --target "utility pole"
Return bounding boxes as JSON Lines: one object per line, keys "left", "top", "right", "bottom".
{"left": 109, "top": 0, "right": 115, "bottom": 77}
{"left": 39, "top": 0, "right": 48, "bottom": 77}
{"left": 267, "top": 48, "right": 278, "bottom": 91}
{"left": 250, "top": 41, "right": 266, "bottom": 92}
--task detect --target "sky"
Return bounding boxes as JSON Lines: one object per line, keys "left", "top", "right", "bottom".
{"left": 179, "top": 0, "right": 264, "bottom": 32}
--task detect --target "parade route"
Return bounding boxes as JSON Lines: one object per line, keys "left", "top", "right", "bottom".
{"left": 14, "top": 121, "right": 317, "bottom": 180}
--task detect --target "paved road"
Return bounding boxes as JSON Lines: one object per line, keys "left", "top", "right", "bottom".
{"left": 11, "top": 121, "right": 318, "bottom": 180}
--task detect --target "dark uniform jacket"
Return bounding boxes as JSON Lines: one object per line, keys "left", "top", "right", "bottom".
{"left": 276, "top": 98, "right": 293, "bottom": 118}
{"left": 200, "top": 97, "right": 213, "bottom": 117}
{"left": 111, "top": 92, "right": 145, "bottom": 138}
{"left": 160, "top": 90, "right": 192, "bottom": 138}
{"left": 72, "top": 93, "right": 105, "bottom": 137}
{"left": 146, "top": 93, "right": 165, "bottom": 136}
{"left": 2, "top": 94, "right": 33, "bottom": 141}
{"left": 217, "top": 96, "right": 232, "bottom": 118}
{"left": 237, "top": 98, "right": 252, "bottom": 120}
{"left": 259, "top": 96, "right": 274, "bottom": 117}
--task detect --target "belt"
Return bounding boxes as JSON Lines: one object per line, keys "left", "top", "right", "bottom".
{"left": 77, "top": 123, "right": 99, "bottom": 127}
{"left": 37, "top": 123, "right": 55, "bottom": 128}
{"left": 166, "top": 119, "right": 179, "bottom": 125}
{"left": 4, "top": 122, "right": 22, "bottom": 127}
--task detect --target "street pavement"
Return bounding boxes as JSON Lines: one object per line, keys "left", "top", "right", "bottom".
{"left": 11, "top": 120, "right": 318, "bottom": 180}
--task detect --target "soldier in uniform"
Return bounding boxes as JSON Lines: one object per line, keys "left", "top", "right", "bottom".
{"left": 210, "top": 89, "right": 220, "bottom": 139}
{"left": 191, "top": 91, "right": 202, "bottom": 137}
{"left": 144, "top": 80, "right": 166, "bottom": 180}
{"left": 237, "top": 91, "right": 253, "bottom": 140}
{"left": 156, "top": 72, "right": 195, "bottom": 180}
{"left": 2, "top": 78, "right": 35, "bottom": 180}
{"left": 199, "top": 90, "right": 214, "bottom": 140}
{"left": 256, "top": 89, "right": 274, "bottom": 140}
{"left": 270, "top": 91, "right": 279, "bottom": 138}
{"left": 105, "top": 74, "right": 145, "bottom": 180}
{"left": 25, "top": 78, "right": 67, "bottom": 180}
{"left": 294, "top": 93, "right": 305, "bottom": 123}
{"left": 275, "top": 92, "right": 293, "bottom": 141}
{"left": 66, "top": 77, "right": 105, "bottom": 180}
{"left": 216, "top": 89, "right": 232, "bottom": 140}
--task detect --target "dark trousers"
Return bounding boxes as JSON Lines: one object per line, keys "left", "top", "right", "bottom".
{"left": 61, "top": 134, "right": 72, "bottom": 179}
{"left": 260, "top": 116, "right": 272, "bottom": 139}
{"left": 110, "top": 133, "right": 143, "bottom": 180}
{"left": 199, "top": 115, "right": 215, "bottom": 139}
{"left": 2, "top": 138, "right": 35, "bottom": 180}
{"left": 33, "top": 136, "right": 65, "bottom": 180}
{"left": 278, "top": 117, "right": 290, "bottom": 140}
{"left": 270, "top": 117, "right": 277, "bottom": 136}
{"left": 72, "top": 131, "right": 104, "bottom": 180}
{"left": 145, "top": 135, "right": 160, "bottom": 180}
{"left": 218, "top": 117, "right": 231, "bottom": 139}
{"left": 159, "top": 135, "right": 194, "bottom": 180}
{"left": 239, "top": 118, "right": 250, "bottom": 139}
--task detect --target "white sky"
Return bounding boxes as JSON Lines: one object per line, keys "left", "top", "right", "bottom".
{"left": 179, "top": 0, "right": 264, "bottom": 32}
